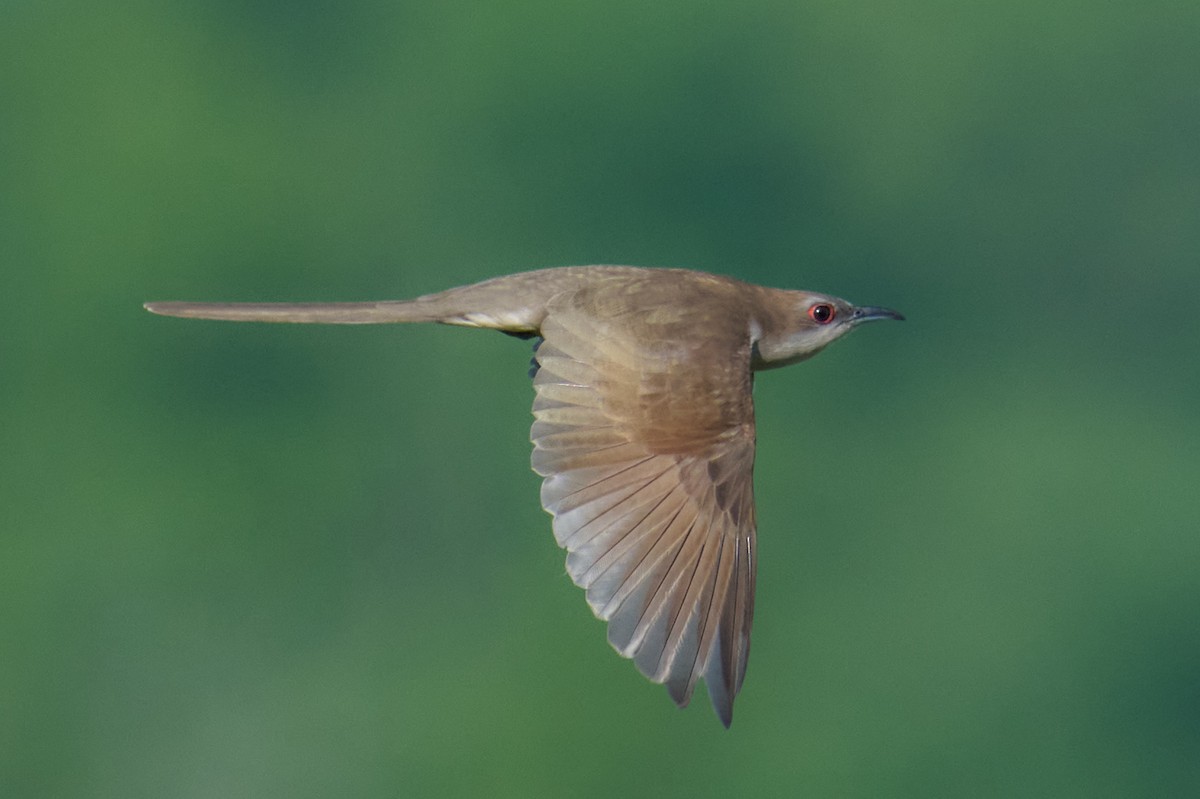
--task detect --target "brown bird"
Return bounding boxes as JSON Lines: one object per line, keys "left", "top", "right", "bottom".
{"left": 145, "top": 265, "right": 903, "bottom": 726}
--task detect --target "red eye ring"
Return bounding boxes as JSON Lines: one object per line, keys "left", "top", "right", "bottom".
{"left": 808, "top": 303, "right": 836, "bottom": 324}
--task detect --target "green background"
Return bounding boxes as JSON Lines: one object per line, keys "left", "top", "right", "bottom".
{"left": 4, "top": 1, "right": 1198, "bottom": 796}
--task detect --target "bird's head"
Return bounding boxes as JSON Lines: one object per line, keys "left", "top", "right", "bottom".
{"left": 751, "top": 290, "right": 904, "bottom": 369}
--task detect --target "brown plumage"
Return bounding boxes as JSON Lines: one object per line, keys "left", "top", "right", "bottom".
{"left": 145, "top": 265, "right": 903, "bottom": 726}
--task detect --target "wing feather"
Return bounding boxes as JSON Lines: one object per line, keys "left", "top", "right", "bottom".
{"left": 529, "top": 284, "right": 758, "bottom": 726}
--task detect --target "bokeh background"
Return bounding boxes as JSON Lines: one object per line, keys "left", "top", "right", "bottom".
{"left": 3, "top": 1, "right": 1198, "bottom": 796}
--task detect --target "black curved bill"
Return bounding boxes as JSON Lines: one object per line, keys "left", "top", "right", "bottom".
{"left": 850, "top": 305, "right": 905, "bottom": 324}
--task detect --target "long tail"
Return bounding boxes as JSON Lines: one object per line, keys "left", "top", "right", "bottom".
{"left": 144, "top": 266, "right": 650, "bottom": 332}
{"left": 143, "top": 300, "right": 443, "bottom": 325}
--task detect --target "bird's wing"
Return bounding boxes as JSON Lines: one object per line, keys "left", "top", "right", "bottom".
{"left": 530, "top": 282, "right": 757, "bottom": 726}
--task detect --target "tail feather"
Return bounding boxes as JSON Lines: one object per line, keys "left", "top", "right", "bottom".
{"left": 142, "top": 300, "right": 441, "bottom": 324}
{"left": 144, "top": 265, "right": 652, "bottom": 331}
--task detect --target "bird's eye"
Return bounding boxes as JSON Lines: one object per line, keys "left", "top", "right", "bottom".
{"left": 808, "top": 303, "right": 835, "bottom": 324}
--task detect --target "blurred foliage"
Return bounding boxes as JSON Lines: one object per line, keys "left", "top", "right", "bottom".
{"left": 2, "top": 0, "right": 1198, "bottom": 796}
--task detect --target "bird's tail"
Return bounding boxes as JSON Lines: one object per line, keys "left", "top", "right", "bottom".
{"left": 144, "top": 265, "right": 641, "bottom": 333}
{"left": 143, "top": 277, "right": 541, "bottom": 329}
{"left": 143, "top": 299, "right": 446, "bottom": 325}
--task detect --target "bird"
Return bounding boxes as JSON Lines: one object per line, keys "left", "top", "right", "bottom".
{"left": 145, "top": 265, "right": 903, "bottom": 726}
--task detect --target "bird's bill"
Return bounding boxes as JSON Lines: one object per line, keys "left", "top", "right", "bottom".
{"left": 850, "top": 305, "right": 905, "bottom": 324}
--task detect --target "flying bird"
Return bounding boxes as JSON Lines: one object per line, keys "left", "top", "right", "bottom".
{"left": 145, "top": 265, "right": 903, "bottom": 726}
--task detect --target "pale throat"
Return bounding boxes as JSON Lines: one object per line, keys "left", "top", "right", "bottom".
{"left": 749, "top": 317, "right": 839, "bottom": 370}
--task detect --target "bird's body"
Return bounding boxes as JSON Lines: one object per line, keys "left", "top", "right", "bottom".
{"left": 146, "top": 265, "right": 902, "bottom": 726}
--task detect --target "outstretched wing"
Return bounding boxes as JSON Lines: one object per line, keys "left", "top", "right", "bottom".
{"left": 529, "top": 281, "right": 757, "bottom": 726}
